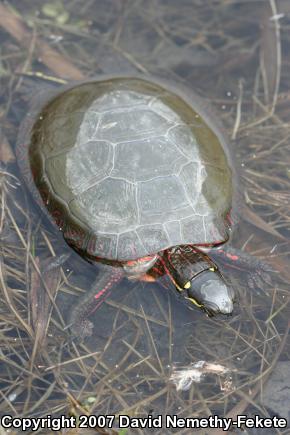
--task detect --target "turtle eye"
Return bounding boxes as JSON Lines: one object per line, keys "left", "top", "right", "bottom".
{"left": 184, "top": 281, "right": 191, "bottom": 289}
{"left": 209, "top": 267, "right": 216, "bottom": 272}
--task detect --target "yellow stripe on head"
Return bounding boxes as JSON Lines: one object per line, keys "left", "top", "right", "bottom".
{"left": 185, "top": 296, "right": 203, "bottom": 308}
{"left": 175, "top": 283, "right": 184, "bottom": 292}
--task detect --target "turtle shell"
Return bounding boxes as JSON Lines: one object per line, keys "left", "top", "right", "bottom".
{"left": 19, "top": 76, "right": 232, "bottom": 261}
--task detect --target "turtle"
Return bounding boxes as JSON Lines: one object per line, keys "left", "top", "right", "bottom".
{"left": 17, "top": 75, "right": 247, "bottom": 326}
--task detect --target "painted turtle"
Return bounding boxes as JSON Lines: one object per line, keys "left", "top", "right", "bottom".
{"left": 17, "top": 75, "right": 237, "bottom": 324}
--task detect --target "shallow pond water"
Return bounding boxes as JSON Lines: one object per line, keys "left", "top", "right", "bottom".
{"left": 1, "top": 1, "right": 290, "bottom": 434}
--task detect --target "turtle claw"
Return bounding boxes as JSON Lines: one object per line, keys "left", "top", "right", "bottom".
{"left": 255, "top": 259, "right": 276, "bottom": 274}
{"left": 248, "top": 273, "right": 266, "bottom": 291}
{"left": 246, "top": 258, "right": 274, "bottom": 292}
{"left": 71, "top": 319, "right": 94, "bottom": 341}
{"left": 246, "top": 265, "right": 273, "bottom": 295}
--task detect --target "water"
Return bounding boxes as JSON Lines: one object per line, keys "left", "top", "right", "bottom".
{"left": 1, "top": 1, "right": 290, "bottom": 433}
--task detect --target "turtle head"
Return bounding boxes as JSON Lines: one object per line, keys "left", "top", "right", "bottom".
{"left": 184, "top": 268, "right": 235, "bottom": 316}
{"left": 163, "top": 246, "right": 235, "bottom": 316}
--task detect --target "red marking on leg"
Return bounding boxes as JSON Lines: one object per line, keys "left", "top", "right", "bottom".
{"left": 94, "top": 273, "right": 121, "bottom": 300}
{"left": 91, "top": 290, "right": 113, "bottom": 312}
{"left": 226, "top": 253, "right": 239, "bottom": 261}
{"left": 138, "top": 273, "right": 156, "bottom": 282}
{"left": 126, "top": 255, "right": 155, "bottom": 267}
{"left": 220, "top": 251, "right": 239, "bottom": 261}
{"left": 126, "top": 260, "right": 137, "bottom": 267}
{"left": 217, "top": 249, "right": 239, "bottom": 261}
{"left": 88, "top": 271, "right": 122, "bottom": 315}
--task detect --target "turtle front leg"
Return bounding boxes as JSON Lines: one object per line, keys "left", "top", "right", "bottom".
{"left": 69, "top": 267, "right": 123, "bottom": 339}
{"left": 206, "top": 246, "right": 274, "bottom": 291}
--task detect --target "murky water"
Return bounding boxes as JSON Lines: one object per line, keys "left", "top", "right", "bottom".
{"left": 1, "top": 1, "right": 290, "bottom": 434}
